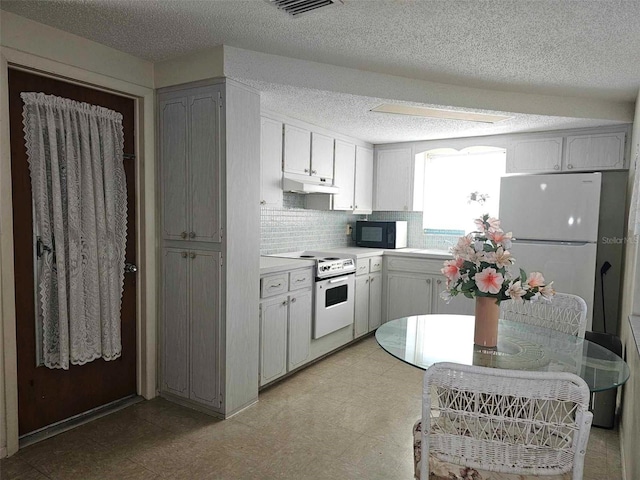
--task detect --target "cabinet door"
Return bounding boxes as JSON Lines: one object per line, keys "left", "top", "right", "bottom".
{"left": 565, "top": 132, "right": 626, "bottom": 171}
{"left": 374, "top": 148, "right": 413, "bottom": 211}
{"left": 260, "top": 117, "right": 283, "bottom": 207}
{"left": 354, "top": 146, "right": 373, "bottom": 214}
{"left": 162, "top": 249, "right": 189, "bottom": 398}
{"left": 430, "top": 276, "right": 476, "bottom": 316}
{"left": 288, "top": 289, "right": 312, "bottom": 371}
{"left": 368, "top": 273, "right": 382, "bottom": 331}
{"left": 386, "top": 273, "right": 433, "bottom": 321}
{"left": 260, "top": 295, "right": 288, "bottom": 386}
{"left": 189, "top": 90, "right": 221, "bottom": 242}
{"left": 160, "top": 97, "right": 189, "bottom": 240}
{"left": 189, "top": 250, "right": 222, "bottom": 407}
{"left": 506, "top": 138, "right": 562, "bottom": 173}
{"left": 311, "top": 132, "right": 334, "bottom": 179}
{"left": 354, "top": 275, "right": 370, "bottom": 338}
{"left": 332, "top": 140, "right": 356, "bottom": 210}
{"left": 283, "top": 124, "right": 311, "bottom": 175}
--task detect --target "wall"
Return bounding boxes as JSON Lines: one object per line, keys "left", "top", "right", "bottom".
{"left": 619, "top": 86, "right": 640, "bottom": 480}
{"left": 0, "top": 12, "right": 156, "bottom": 457}
{"left": 260, "top": 194, "right": 361, "bottom": 254}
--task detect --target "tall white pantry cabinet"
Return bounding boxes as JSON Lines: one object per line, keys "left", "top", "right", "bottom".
{"left": 158, "top": 79, "right": 261, "bottom": 418}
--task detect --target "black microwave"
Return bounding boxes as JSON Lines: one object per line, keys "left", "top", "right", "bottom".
{"left": 355, "top": 221, "right": 408, "bottom": 249}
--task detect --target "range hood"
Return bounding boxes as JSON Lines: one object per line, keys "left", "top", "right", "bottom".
{"left": 282, "top": 173, "right": 339, "bottom": 194}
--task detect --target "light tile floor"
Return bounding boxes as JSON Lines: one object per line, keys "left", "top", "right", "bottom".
{"left": 0, "top": 335, "right": 623, "bottom": 479}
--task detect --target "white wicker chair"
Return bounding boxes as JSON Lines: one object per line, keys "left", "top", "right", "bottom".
{"left": 500, "top": 293, "right": 588, "bottom": 338}
{"left": 413, "top": 362, "right": 593, "bottom": 480}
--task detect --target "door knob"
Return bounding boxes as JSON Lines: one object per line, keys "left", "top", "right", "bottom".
{"left": 124, "top": 263, "right": 138, "bottom": 273}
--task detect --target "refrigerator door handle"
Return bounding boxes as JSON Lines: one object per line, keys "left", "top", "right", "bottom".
{"left": 513, "top": 239, "right": 594, "bottom": 247}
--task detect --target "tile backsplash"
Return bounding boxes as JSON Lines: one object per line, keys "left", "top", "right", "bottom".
{"left": 260, "top": 194, "right": 453, "bottom": 254}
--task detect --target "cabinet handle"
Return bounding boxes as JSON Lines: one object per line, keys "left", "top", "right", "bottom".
{"left": 437, "top": 279, "right": 442, "bottom": 285}
{"left": 355, "top": 205, "right": 358, "bottom": 209}
{"left": 282, "top": 300, "right": 288, "bottom": 306}
{"left": 370, "top": 277, "right": 374, "bottom": 283}
{"left": 291, "top": 297, "right": 297, "bottom": 303}
{"left": 181, "top": 231, "right": 188, "bottom": 239}
{"left": 260, "top": 200, "right": 266, "bottom": 205}
{"left": 296, "top": 278, "right": 306, "bottom": 282}
{"left": 272, "top": 283, "right": 282, "bottom": 288}
{"left": 311, "top": 170, "right": 317, "bottom": 174}
{"left": 189, "top": 252, "right": 196, "bottom": 259}
{"left": 350, "top": 205, "right": 353, "bottom": 209}
{"left": 554, "top": 165, "right": 560, "bottom": 170}
{"left": 181, "top": 251, "right": 188, "bottom": 258}
{"left": 567, "top": 164, "right": 574, "bottom": 170}
{"left": 365, "top": 279, "right": 369, "bottom": 283}
{"left": 304, "top": 168, "right": 309, "bottom": 173}
{"left": 189, "top": 231, "right": 196, "bottom": 238}
{"left": 426, "top": 279, "right": 431, "bottom": 284}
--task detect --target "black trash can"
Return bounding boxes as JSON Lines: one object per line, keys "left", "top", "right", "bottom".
{"left": 584, "top": 331, "right": 622, "bottom": 429}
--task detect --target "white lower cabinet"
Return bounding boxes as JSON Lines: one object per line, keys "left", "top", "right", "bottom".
{"left": 386, "top": 272, "right": 433, "bottom": 321}
{"left": 162, "top": 248, "right": 222, "bottom": 408}
{"left": 287, "top": 289, "right": 312, "bottom": 370}
{"left": 259, "top": 267, "right": 313, "bottom": 387}
{"left": 354, "top": 256, "right": 383, "bottom": 338}
{"left": 385, "top": 257, "right": 476, "bottom": 321}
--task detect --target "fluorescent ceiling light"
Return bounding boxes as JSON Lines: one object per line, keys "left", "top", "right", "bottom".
{"left": 370, "top": 104, "right": 512, "bottom": 123}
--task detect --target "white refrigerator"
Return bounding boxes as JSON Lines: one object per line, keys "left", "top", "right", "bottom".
{"left": 499, "top": 173, "right": 602, "bottom": 329}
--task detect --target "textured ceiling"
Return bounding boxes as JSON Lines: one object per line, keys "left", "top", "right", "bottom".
{"left": 2, "top": 0, "right": 637, "bottom": 142}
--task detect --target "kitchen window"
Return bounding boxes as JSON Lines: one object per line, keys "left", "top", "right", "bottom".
{"left": 421, "top": 146, "right": 506, "bottom": 248}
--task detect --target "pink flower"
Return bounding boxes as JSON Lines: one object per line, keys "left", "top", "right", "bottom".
{"left": 489, "top": 230, "right": 513, "bottom": 248}
{"left": 474, "top": 268, "right": 504, "bottom": 294}
{"left": 474, "top": 218, "right": 486, "bottom": 232}
{"left": 527, "top": 272, "right": 546, "bottom": 288}
{"left": 540, "top": 282, "right": 555, "bottom": 300}
{"left": 486, "top": 217, "right": 501, "bottom": 232}
{"left": 505, "top": 280, "right": 527, "bottom": 302}
{"left": 441, "top": 260, "right": 461, "bottom": 282}
{"left": 493, "top": 247, "right": 513, "bottom": 268}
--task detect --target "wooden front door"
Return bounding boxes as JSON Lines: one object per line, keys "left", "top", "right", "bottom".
{"left": 8, "top": 69, "right": 138, "bottom": 436}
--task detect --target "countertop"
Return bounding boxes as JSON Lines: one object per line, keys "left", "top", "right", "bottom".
{"left": 260, "top": 256, "right": 315, "bottom": 275}
{"left": 312, "top": 246, "right": 452, "bottom": 259}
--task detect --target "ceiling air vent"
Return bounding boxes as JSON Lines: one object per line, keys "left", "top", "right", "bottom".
{"left": 268, "top": 0, "right": 343, "bottom": 17}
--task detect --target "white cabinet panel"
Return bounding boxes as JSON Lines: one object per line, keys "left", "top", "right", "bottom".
{"left": 160, "top": 98, "right": 188, "bottom": 240}
{"left": 368, "top": 273, "right": 382, "bottom": 331}
{"left": 162, "top": 249, "right": 189, "bottom": 398}
{"left": 283, "top": 124, "right": 311, "bottom": 176}
{"left": 430, "top": 276, "right": 476, "bottom": 316}
{"left": 260, "top": 117, "right": 283, "bottom": 207}
{"left": 506, "top": 137, "right": 563, "bottom": 173}
{"left": 332, "top": 140, "right": 356, "bottom": 211}
{"left": 566, "top": 132, "right": 626, "bottom": 171}
{"left": 259, "top": 295, "right": 288, "bottom": 386}
{"left": 311, "top": 132, "right": 334, "bottom": 179}
{"left": 288, "top": 289, "right": 312, "bottom": 370}
{"left": 387, "top": 273, "right": 433, "bottom": 321}
{"left": 354, "top": 146, "right": 373, "bottom": 214}
{"left": 189, "top": 250, "right": 221, "bottom": 407}
{"left": 354, "top": 275, "right": 370, "bottom": 338}
{"left": 190, "top": 93, "right": 221, "bottom": 242}
{"left": 374, "top": 147, "right": 414, "bottom": 211}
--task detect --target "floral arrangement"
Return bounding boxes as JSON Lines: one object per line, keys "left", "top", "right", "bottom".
{"left": 440, "top": 214, "right": 554, "bottom": 304}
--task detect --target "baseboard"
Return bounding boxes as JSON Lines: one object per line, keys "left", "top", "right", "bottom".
{"left": 619, "top": 426, "right": 627, "bottom": 480}
{"left": 0, "top": 445, "right": 7, "bottom": 459}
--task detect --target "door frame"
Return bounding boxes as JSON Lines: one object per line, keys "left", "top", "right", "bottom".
{"left": 0, "top": 48, "right": 157, "bottom": 457}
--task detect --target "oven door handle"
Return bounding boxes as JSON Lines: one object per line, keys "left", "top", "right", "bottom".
{"left": 328, "top": 277, "right": 349, "bottom": 284}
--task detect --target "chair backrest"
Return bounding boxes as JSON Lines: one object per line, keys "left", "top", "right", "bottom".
{"left": 500, "top": 292, "right": 588, "bottom": 338}
{"left": 421, "top": 362, "right": 592, "bottom": 480}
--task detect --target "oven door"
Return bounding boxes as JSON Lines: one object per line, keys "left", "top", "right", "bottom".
{"left": 313, "top": 274, "right": 355, "bottom": 339}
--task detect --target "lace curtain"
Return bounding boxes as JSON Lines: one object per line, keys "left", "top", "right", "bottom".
{"left": 21, "top": 92, "right": 127, "bottom": 370}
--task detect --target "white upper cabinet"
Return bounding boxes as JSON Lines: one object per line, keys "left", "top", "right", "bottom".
{"left": 374, "top": 147, "right": 422, "bottom": 211}
{"left": 283, "top": 124, "right": 311, "bottom": 176}
{"left": 332, "top": 140, "right": 356, "bottom": 210}
{"left": 565, "top": 132, "right": 626, "bottom": 171}
{"left": 354, "top": 146, "right": 373, "bottom": 214}
{"left": 260, "top": 117, "right": 283, "bottom": 207}
{"left": 160, "top": 87, "right": 221, "bottom": 243}
{"left": 506, "top": 128, "right": 628, "bottom": 174}
{"left": 311, "top": 132, "right": 335, "bottom": 180}
{"left": 506, "top": 137, "right": 563, "bottom": 173}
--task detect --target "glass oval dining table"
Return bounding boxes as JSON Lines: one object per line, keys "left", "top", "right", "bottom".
{"left": 375, "top": 314, "right": 630, "bottom": 392}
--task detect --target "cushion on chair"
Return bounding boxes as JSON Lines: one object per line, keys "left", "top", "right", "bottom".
{"left": 412, "top": 421, "right": 572, "bottom": 480}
